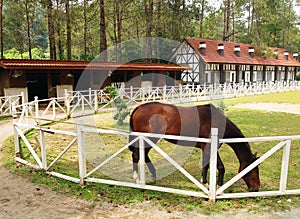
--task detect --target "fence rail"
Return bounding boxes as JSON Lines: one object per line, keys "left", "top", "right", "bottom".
{"left": 13, "top": 119, "right": 300, "bottom": 202}
{"left": 1, "top": 81, "right": 300, "bottom": 122}
{"left": 0, "top": 93, "right": 24, "bottom": 116}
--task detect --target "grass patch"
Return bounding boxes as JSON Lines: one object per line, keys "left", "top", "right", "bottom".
{"left": 223, "top": 90, "right": 300, "bottom": 106}
{"left": 1, "top": 108, "right": 300, "bottom": 214}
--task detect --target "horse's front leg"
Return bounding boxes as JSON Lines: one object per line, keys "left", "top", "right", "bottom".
{"left": 132, "top": 148, "right": 140, "bottom": 183}
{"left": 201, "top": 151, "right": 209, "bottom": 188}
{"left": 217, "top": 152, "right": 225, "bottom": 187}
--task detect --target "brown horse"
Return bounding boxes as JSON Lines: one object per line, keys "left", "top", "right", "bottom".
{"left": 128, "top": 102, "right": 260, "bottom": 192}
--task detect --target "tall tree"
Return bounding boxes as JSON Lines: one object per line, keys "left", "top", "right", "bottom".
{"left": 113, "top": 0, "right": 122, "bottom": 61}
{"left": 199, "top": 0, "right": 206, "bottom": 38}
{"left": 24, "top": 0, "right": 32, "bottom": 59}
{"left": 83, "top": 0, "right": 88, "bottom": 60}
{"left": 55, "top": 0, "right": 63, "bottom": 60}
{"left": 155, "top": 0, "right": 162, "bottom": 62}
{"left": 0, "top": 0, "right": 3, "bottom": 59}
{"left": 46, "top": 0, "right": 56, "bottom": 60}
{"left": 99, "top": 0, "right": 107, "bottom": 61}
{"left": 223, "top": 0, "right": 230, "bottom": 41}
{"left": 144, "top": 0, "right": 153, "bottom": 63}
{"left": 65, "top": 0, "right": 71, "bottom": 60}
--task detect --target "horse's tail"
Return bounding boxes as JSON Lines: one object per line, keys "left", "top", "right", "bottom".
{"left": 128, "top": 106, "right": 139, "bottom": 152}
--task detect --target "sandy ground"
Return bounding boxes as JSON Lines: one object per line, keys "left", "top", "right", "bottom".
{"left": 1, "top": 103, "right": 300, "bottom": 219}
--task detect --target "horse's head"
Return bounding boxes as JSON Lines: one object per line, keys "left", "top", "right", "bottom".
{"left": 239, "top": 153, "right": 260, "bottom": 192}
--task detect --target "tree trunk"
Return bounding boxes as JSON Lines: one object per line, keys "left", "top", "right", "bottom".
{"left": 199, "top": 0, "right": 205, "bottom": 38}
{"left": 47, "top": 0, "right": 56, "bottom": 60}
{"left": 24, "top": 0, "right": 32, "bottom": 59}
{"left": 113, "top": 0, "right": 122, "bottom": 61}
{"left": 223, "top": 0, "right": 230, "bottom": 41}
{"left": 83, "top": 0, "right": 88, "bottom": 60}
{"left": 144, "top": 0, "right": 153, "bottom": 63}
{"left": 99, "top": 0, "right": 107, "bottom": 61}
{"left": 65, "top": 0, "right": 71, "bottom": 60}
{"left": 0, "top": 0, "right": 3, "bottom": 59}
{"left": 155, "top": 0, "right": 161, "bottom": 63}
{"left": 56, "top": 0, "right": 63, "bottom": 60}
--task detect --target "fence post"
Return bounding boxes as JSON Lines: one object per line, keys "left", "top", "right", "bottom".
{"left": 209, "top": 128, "right": 219, "bottom": 202}
{"left": 39, "top": 129, "right": 47, "bottom": 169}
{"left": 279, "top": 140, "right": 291, "bottom": 193}
{"left": 139, "top": 136, "right": 146, "bottom": 186}
{"left": 14, "top": 123, "right": 21, "bottom": 158}
{"left": 77, "top": 120, "right": 86, "bottom": 186}
{"left": 34, "top": 96, "right": 39, "bottom": 118}
{"left": 94, "top": 90, "right": 98, "bottom": 112}
{"left": 89, "top": 88, "right": 92, "bottom": 104}
{"left": 65, "top": 90, "right": 71, "bottom": 117}
{"left": 179, "top": 84, "right": 183, "bottom": 101}
{"left": 52, "top": 98, "right": 56, "bottom": 119}
{"left": 163, "top": 84, "right": 167, "bottom": 102}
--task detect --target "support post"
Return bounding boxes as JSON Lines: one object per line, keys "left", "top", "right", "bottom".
{"left": 65, "top": 90, "right": 71, "bottom": 117}
{"left": 77, "top": 120, "right": 86, "bottom": 186}
{"left": 139, "top": 136, "right": 146, "bottom": 186}
{"left": 94, "top": 90, "right": 98, "bottom": 112}
{"left": 14, "top": 123, "right": 21, "bottom": 158}
{"left": 34, "top": 96, "right": 39, "bottom": 118}
{"left": 40, "top": 129, "right": 47, "bottom": 169}
{"left": 52, "top": 98, "right": 56, "bottom": 120}
{"left": 280, "top": 140, "right": 291, "bottom": 193}
{"left": 209, "top": 128, "right": 219, "bottom": 202}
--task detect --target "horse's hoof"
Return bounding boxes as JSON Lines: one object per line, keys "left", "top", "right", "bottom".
{"left": 133, "top": 171, "right": 140, "bottom": 184}
{"left": 151, "top": 177, "right": 156, "bottom": 184}
{"left": 204, "top": 183, "right": 209, "bottom": 189}
{"left": 216, "top": 185, "right": 224, "bottom": 193}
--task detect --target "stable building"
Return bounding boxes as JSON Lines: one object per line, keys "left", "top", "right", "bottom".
{"left": 0, "top": 59, "right": 189, "bottom": 101}
{"left": 172, "top": 38, "right": 300, "bottom": 84}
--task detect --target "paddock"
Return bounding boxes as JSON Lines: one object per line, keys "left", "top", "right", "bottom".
{"left": 13, "top": 115, "right": 300, "bottom": 202}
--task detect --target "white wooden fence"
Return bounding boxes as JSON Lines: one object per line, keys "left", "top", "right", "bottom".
{"left": 3, "top": 80, "right": 300, "bottom": 123}
{"left": 0, "top": 93, "right": 24, "bottom": 116}
{"left": 13, "top": 119, "right": 300, "bottom": 202}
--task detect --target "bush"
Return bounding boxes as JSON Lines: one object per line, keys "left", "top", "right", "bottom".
{"left": 104, "top": 86, "right": 130, "bottom": 125}
{"left": 296, "top": 73, "right": 300, "bottom": 81}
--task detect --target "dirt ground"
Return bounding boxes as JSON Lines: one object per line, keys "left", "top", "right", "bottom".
{"left": 1, "top": 103, "right": 300, "bottom": 219}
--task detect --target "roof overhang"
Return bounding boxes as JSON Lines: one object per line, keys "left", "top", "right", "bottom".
{"left": 0, "top": 59, "right": 191, "bottom": 72}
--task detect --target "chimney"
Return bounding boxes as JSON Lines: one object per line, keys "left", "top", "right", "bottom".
{"left": 199, "top": 41, "right": 206, "bottom": 55}
{"left": 293, "top": 52, "right": 299, "bottom": 60}
{"left": 248, "top": 47, "right": 254, "bottom": 58}
{"left": 274, "top": 50, "right": 279, "bottom": 59}
{"left": 234, "top": 45, "right": 240, "bottom": 57}
{"left": 284, "top": 51, "right": 289, "bottom": 60}
{"left": 218, "top": 43, "right": 224, "bottom": 56}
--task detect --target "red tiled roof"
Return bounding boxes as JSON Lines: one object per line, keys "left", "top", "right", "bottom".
{"left": 0, "top": 59, "right": 191, "bottom": 71}
{"left": 185, "top": 38, "right": 300, "bottom": 67}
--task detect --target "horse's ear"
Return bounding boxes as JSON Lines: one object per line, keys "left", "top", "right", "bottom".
{"left": 253, "top": 152, "right": 258, "bottom": 158}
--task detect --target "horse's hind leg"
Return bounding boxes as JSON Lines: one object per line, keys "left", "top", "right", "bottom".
{"left": 145, "top": 147, "right": 156, "bottom": 183}
{"left": 131, "top": 148, "right": 140, "bottom": 183}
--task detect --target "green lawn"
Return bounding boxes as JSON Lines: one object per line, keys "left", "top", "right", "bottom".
{"left": 1, "top": 90, "right": 300, "bottom": 215}
{"left": 224, "top": 90, "right": 300, "bottom": 106}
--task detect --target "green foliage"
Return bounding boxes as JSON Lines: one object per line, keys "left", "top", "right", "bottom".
{"left": 104, "top": 86, "right": 130, "bottom": 126}
{"left": 2, "top": 0, "right": 300, "bottom": 60}
{"left": 296, "top": 73, "right": 300, "bottom": 81}
{"left": 4, "top": 48, "right": 21, "bottom": 59}
{"left": 22, "top": 48, "right": 47, "bottom": 59}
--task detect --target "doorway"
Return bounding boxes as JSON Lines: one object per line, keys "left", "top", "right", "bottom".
{"left": 26, "top": 73, "right": 48, "bottom": 101}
